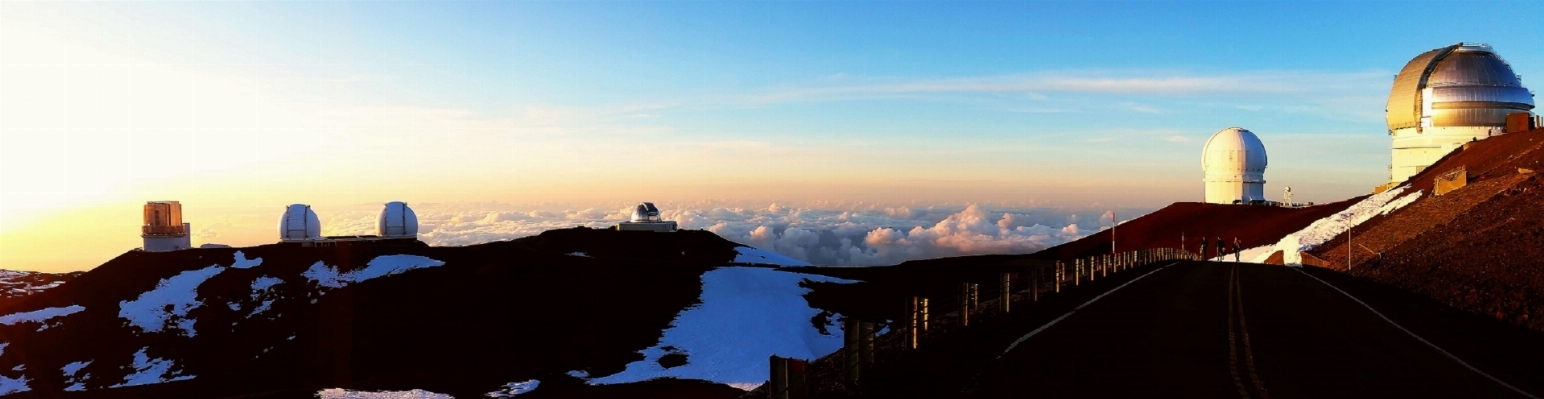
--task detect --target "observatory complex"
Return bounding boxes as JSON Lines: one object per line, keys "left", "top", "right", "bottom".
{"left": 1201, "top": 127, "right": 1269, "bottom": 204}
{"left": 141, "top": 201, "right": 192, "bottom": 252}
{"left": 617, "top": 202, "right": 678, "bottom": 232}
{"left": 278, "top": 201, "right": 421, "bottom": 246}
{"left": 1386, "top": 43, "right": 1535, "bottom": 183}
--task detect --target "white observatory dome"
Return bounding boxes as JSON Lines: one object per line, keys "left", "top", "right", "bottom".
{"left": 630, "top": 202, "right": 662, "bottom": 223}
{"left": 377, "top": 201, "right": 419, "bottom": 237}
{"left": 1202, "top": 127, "right": 1268, "bottom": 204}
{"left": 279, "top": 204, "right": 322, "bottom": 241}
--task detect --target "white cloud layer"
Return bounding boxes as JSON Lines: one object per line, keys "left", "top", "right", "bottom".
{"left": 305, "top": 202, "right": 1130, "bottom": 266}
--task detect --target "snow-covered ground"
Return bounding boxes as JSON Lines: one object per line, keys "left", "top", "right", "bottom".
{"left": 486, "top": 380, "right": 540, "bottom": 398}
{"left": 61, "top": 360, "right": 91, "bottom": 392}
{"left": 315, "top": 388, "right": 454, "bottom": 399}
{"left": 0, "top": 305, "right": 85, "bottom": 326}
{"left": 1259, "top": 187, "right": 1424, "bottom": 265}
{"left": 1207, "top": 245, "right": 1274, "bottom": 263}
{"left": 230, "top": 251, "right": 263, "bottom": 269}
{"left": 733, "top": 246, "right": 813, "bottom": 267}
{"left": 118, "top": 265, "right": 225, "bottom": 336}
{"left": 303, "top": 255, "right": 446, "bottom": 289}
{"left": 109, "top": 347, "right": 194, "bottom": 388}
{"left": 588, "top": 267, "right": 855, "bottom": 390}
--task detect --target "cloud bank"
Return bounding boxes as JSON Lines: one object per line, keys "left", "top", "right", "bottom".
{"left": 310, "top": 202, "right": 1131, "bottom": 266}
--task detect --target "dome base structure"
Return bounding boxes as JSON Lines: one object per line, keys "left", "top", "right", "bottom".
{"left": 1390, "top": 126, "right": 1504, "bottom": 182}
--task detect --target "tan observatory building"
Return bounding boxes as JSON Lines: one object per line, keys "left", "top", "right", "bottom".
{"left": 1386, "top": 43, "right": 1534, "bottom": 183}
{"left": 1202, "top": 127, "right": 1268, "bottom": 204}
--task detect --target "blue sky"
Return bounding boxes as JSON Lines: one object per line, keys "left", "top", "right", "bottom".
{"left": 2, "top": 0, "right": 1541, "bottom": 270}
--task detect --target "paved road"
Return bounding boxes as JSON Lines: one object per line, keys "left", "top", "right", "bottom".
{"left": 973, "top": 261, "right": 1543, "bottom": 399}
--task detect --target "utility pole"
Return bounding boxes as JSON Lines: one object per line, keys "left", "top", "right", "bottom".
{"left": 1110, "top": 211, "right": 1117, "bottom": 255}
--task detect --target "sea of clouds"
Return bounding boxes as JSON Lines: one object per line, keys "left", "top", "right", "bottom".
{"left": 305, "top": 202, "right": 1145, "bottom": 266}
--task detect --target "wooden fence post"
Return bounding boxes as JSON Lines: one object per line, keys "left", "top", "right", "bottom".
{"left": 959, "top": 283, "right": 971, "bottom": 327}
{"left": 770, "top": 356, "right": 788, "bottom": 399}
{"left": 907, "top": 297, "right": 919, "bottom": 349}
{"left": 1000, "top": 273, "right": 1011, "bottom": 312}
{"left": 844, "top": 318, "right": 860, "bottom": 387}
{"left": 920, "top": 298, "right": 929, "bottom": 332}
{"left": 860, "top": 321, "right": 875, "bottom": 366}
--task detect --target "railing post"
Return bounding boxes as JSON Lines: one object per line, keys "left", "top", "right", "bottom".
{"left": 860, "top": 321, "right": 875, "bottom": 366}
{"left": 1000, "top": 272, "right": 1011, "bottom": 312}
{"left": 920, "top": 298, "right": 930, "bottom": 332}
{"left": 907, "top": 297, "right": 919, "bottom": 349}
{"left": 959, "top": 283, "right": 971, "bottom": 327}
{"left": 1032, "top": 266, "right": 1041, "bottom": 301}
{"left": 845, "top": 318, "right": 860, "bottom": 387}
{"left": 770, "top": 355, "right": 788, "bottom": 399}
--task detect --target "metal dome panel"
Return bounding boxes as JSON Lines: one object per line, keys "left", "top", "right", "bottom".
{"left": 1386, "top": 43, "right": 1533, "bottom": 132}
{"left": 1386, "top": 47, "right": 1449, "bottom": 131}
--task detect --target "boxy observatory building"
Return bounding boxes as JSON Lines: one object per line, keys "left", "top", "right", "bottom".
{"left": 1202, "top": 127, "right": 1268, "bottom": 204}
{"left": 142, "top": 201, "right": 192, "bottom": 252}
{"left": 1387, "top": 43, "right": 1535, "bottom": 183}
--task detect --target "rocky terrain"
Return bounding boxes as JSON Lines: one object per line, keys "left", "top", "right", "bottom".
{"left": 0, "top": 271, "right": 81, "bottom": 300}
{"left": 0, "top": 227, "right": 828, "bottom": 399}
{"left": 1304, "top": 127, "right": 1544, "bottom": 331}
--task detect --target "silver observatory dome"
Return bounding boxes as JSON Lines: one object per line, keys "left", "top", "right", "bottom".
{"left": 1386, "top": 43, "right": 1535, "bottom": 182}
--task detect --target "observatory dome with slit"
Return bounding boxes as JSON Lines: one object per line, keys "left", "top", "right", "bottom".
{"left": 631, "top": 202, "right": 662, "bottom": 223}
{"left": 377, "top": 201, "right": 419, "bottom": 237}
{"left": 279, "top": 204, "right": 322, "bottom": 241}
{"left": 1386, "top": 43, "right": 1534, "bottom": 183}
{"left": 1202, "top": 127, "right": 1268, "bottom": 204}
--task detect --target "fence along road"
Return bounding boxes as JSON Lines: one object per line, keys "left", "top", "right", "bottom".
{"left": 974, "top": 261, "right": 1544, "bottom": 399}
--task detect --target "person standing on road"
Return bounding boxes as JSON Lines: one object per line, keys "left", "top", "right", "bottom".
{"left": 1233, "top": 237, "right": 1242, "bottom": 262}
{"left": 1215, "top": 237, "right": 1224, "bottom": 260}
{"left": 1199, "top": 238, "right": 1208, "bottom": 261}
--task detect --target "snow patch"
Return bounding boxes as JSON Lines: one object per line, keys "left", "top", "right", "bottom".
{"left": 245, "top": 276, "right": 285, "bottom": 317}
{"left": 230, "top": 251, "right": 263, "bottom": 269}
{"left": 566, "top": 370, "right": 588, "bottom": 378}
{"left": 567, "top": 252, "right": 589, "bottom": 257}
{"left": 0, "top": 305, "right": 85, "bottom": 325}
{"left": 110, "top": 347, "right": 193, "bottom": 388}
{"left": 62, "top": 360, "right": 91, "bottom": 391}
{"left": 118, "top": 265, "right": 225, "bottom": 336}
{"left": 314, "top": 388, "right": 455, "bottom": 399}
{"left": 487, "top": 379, "right": 540, "bottom": 397}
{"left": 733, "top": 246, "right": 814, "bottom": 267}
{"left": 1262, "top": 187, "right": 1423, "bottom": 265}
{"left": 589, "top": 267, "right": 855, "bottom": 390}
{"left": 303, "top": 255, "right": 446, "bottom": 289}
{"left": 0, "top": 374, "right": 29, "bottom": 395}
{"left": 0, "top": 342, "right": 6, "bottom": 357}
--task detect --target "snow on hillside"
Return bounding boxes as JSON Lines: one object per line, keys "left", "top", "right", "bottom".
{"left": 1262, "top": 187, "right": 1424, "bottom": 265}
{"left": 109, "top": 347, "right": 193, "bottom": 388}
{"left": 0, "top": 305, "right": 85, "bottom": 331}
{"left": 303, "top": 255, "right": 446, "bottom": 289}
{"left": 588, "top": 267, "right": 854, "bottom": 390}
{"left": 733, "top": 246, "right": 813, "bottom": 267}
{"left": 486, "top": 380, "right": 540, "bottom": 398}
{"left": 118, "top": 265, "right": 225, "bottom": 337}
{"left": 62, "top": 360, "right": 91, "bottom": 391}
{"left": 1, "top": 270, "right": 76, "bottom": 299}
{"left": 315, "top": 388, "right": 455, "bottom": 399}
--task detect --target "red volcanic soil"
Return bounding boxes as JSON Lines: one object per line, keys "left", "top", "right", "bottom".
{"left": 0, "top": 227, "right": 748, "bottom": 399}
{"left": 1027, "top": 199, "right": 1360, "bottom": 260}
{"left": 1307, "top": 127, "right": 1544, "bottom": 331}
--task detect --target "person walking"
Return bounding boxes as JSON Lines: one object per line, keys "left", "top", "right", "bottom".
{"left": 1199, "top": 239, "right": 1208, "bottom": 261}
{"left": 1215, "top": 237, "right": 1224, "bottom": 261}
{"left": 1233, "top": 237, "right": 1242, "bottom": 262}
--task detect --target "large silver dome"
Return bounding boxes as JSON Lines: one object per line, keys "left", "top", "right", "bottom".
{"left": 1387, "top": 43, "right": 1533, "bottom": 131}
{"left": 1385, "top": 43, "right": 1534, "bottom": 182}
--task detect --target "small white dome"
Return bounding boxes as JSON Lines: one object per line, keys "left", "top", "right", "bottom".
{"left": 630, "top": 202, "right": 661, "bottom": 223}
{"left": 279, "top": 204, "right": 322, "bottom": 241}
{"left": 377, "top": 201, "right": 419, "bottom": 237}
{"left": 1202, "top": 127, "right": 1268, "bottom": 175}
